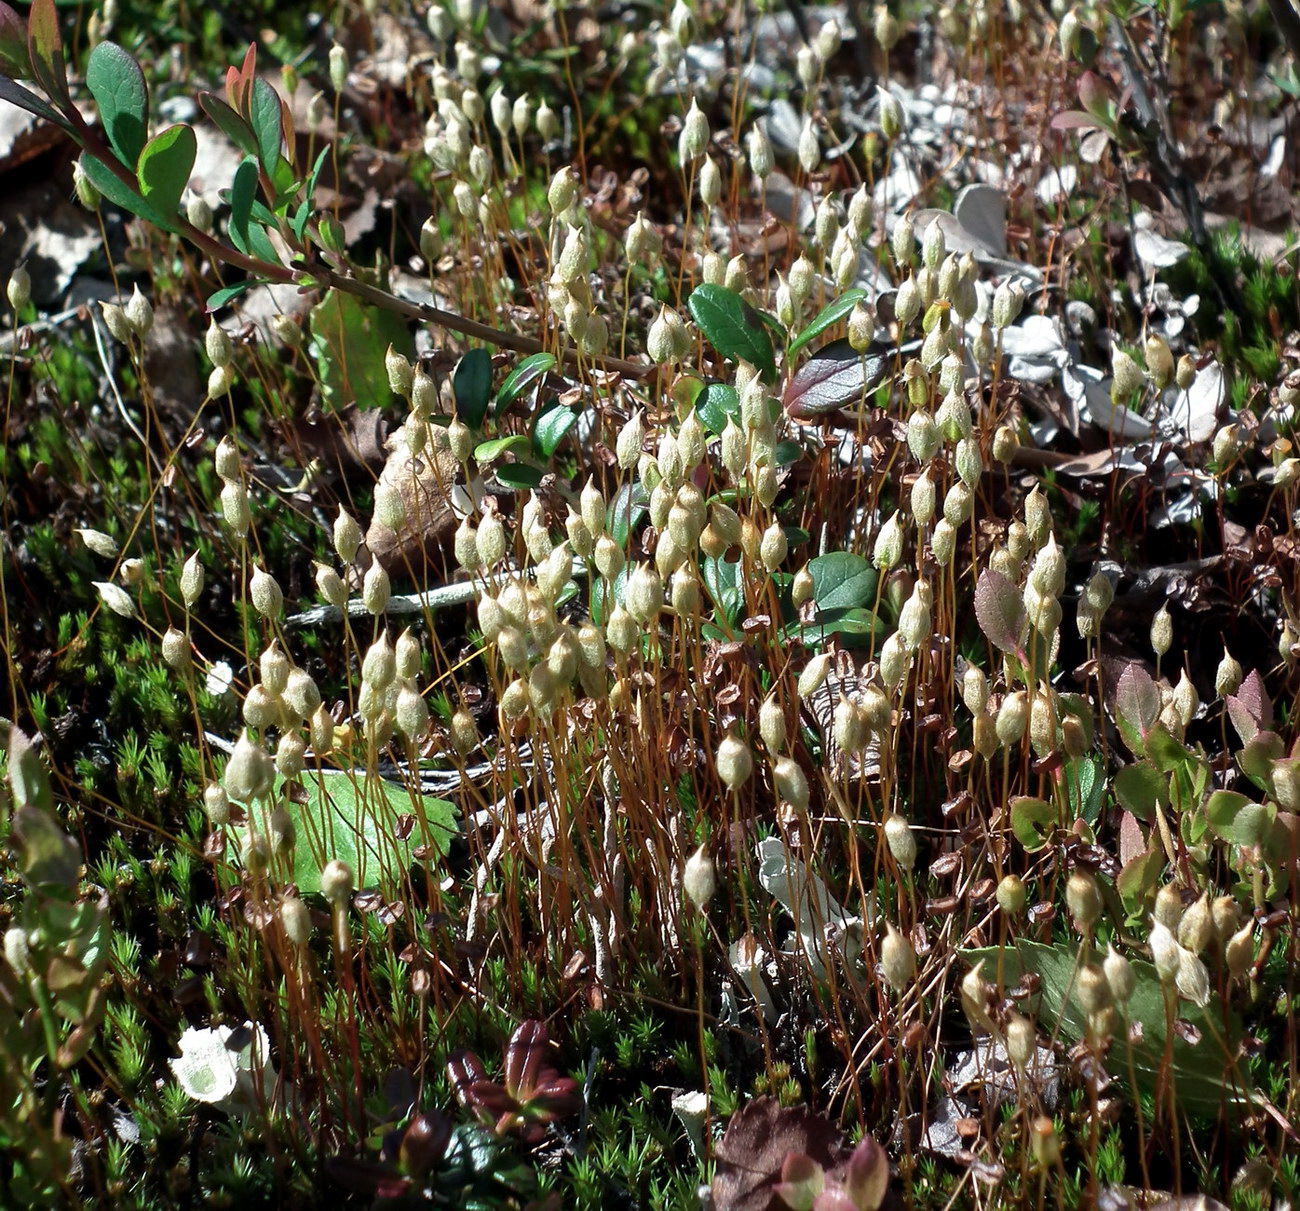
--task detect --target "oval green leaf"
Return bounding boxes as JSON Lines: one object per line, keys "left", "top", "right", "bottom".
{"left": 806, "top": 551, "right": 877, "bottom": 611}
{"left": 497, "top": 352, "right": 556, "bottom": 416}
{"left": 137, "top": 123, "right": 196, "bottom": 220}
{"left": 453, "top": 348, "right": 493, "bottom": 429}
{"left": 687, "top": 283, "right": 777, "bottom": 382}
{"left": 532, "top": 402, "right": 577, "bottom": 458}
{"left": 86, "top": 42, "right": 148, "bottom": 167}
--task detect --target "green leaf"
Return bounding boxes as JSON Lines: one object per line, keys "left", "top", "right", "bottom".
{"left": 963, "top": 939, "right": 1255, "bottom": 1116}
{"left": 1116, "top": 848, "right": 1163, "bottom": 917}
{"left": 496, "top": 352, "right": 555, "bottom": 415}
{"left": 788, "top": 288, "right": 866, "bottom": 356}
{"left": 532, "top": 402, "right": 577, "bottom": 458}
{"left": 590, "top": 566, "right": 628, "bottom": 627}
{"left": 198, "top": 92, "right": 259, "bottom": 158}
{"left": 227, "top": 157, "right": 260, "bottom": 255}
{"left": 136, "top": 124, "right": 196, "bottom": 220}
{"left": 80, "top": 152, "right": 179, "bottom": 232}
{"left": 1112, "top": 761, "right": 1166, "bottom": 822}
{"left": 206, "top": 280, "right": 260, "bottom": 311}
{"left": 495, "top": 462, "right": 545, "bottom": 489}
{"left": 473, "top": 434, "right": 530, "bottom": 464}
{"left": 241, "top": 772, "right": 457, "bottom": 896}
{"left": 687, "top": 283, "right": 777, "bottom": 382}
{"left": 309, "top": 289, "right": 415, "bottom": 413}
{"left": 703, "top": 555, "right": 743, "bottom": 626}
{"left": 783, "top": 606, "right": 882, "bottom": 645}
{"left": 1010, "top": 796, "right": 1057, "bottom": 851}
{"left": 86, "top": 42, "right": 148, "bottom": 167}
{"left": 250, "top": 76, "right": 284, "bottom": 175}
{"left": 1205, "top": 791, "right": 1274, "bottom": 848}
{"left": 1061, "top": 755, "right": 1105, "bottom": 826}
{"left": 453, "top": 348, "right": 493, "bottom": 429}
{"left": 608, "top": 481, "right": 647, "bottom": 548}
{"left": 695, "top": 382, "right": 740, "bottom": 435}
{"left": 292, "top": 146, "right": 330, "bottom": 241}
{"left": 806, "top": 552, "right": 877, "bottom": 611}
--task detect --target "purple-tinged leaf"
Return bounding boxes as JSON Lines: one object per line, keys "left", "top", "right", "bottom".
{"left": 1226, "top": 669, "right": 1272, "bottom": 747}
{"left": 0, "top": 74, "right": 69, "bottom": 130}
{"left": 198, "top": 92, "right": 259, "bottom": 158}
{"left": 503, "top": 1019, "right": 549, "bottom": 1102}
{"left": 783, "top": 338, "right": 886, "bottom": 418}
{"left": 26, "top": 0, "right": 69, "bottom": 108}
{"left": 0, "top": 2, "right": 29, "bottom": 78}
{"left": 974, "top": 569, "right": 1025, "bottom": 655}
{"left": 1050, "top": 109, "right": 1104, "bottom": 133}
{"left": 1114, "top": 662, "right": 1161, "bottom": 757}
{"left": 840, "top": 1136, "right": 888, "bottom": 1211}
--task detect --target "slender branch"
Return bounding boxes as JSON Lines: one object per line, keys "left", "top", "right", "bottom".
{"left": 68, "top": 106, "right": 658, "bottom": 381}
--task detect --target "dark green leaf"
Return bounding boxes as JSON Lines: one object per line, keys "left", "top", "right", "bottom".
{"left": 783, "top": 606, "right": 882, "bottom": 645}
{"left": 292, "top": 146, "right": 330, "bottom": 241}
{"left": 806, "top": 552, "right": 877, "bottom": 611}
{"left": 1112, "top": 760, "right": 1166, "bottom": 822}
{"left": 788, "top": 288, "right": 866, "bottom": 356}
{"left": 590, "top": 566, "right": 628, "bottom": 627}
{"left": 703, "top": 555, "right": 742, "bottom": 625}
{"left": 136, "top": 124, "right": 196, "bottom": 220}
{"left": 250, "top": 76, "right": 284, "bottom": 175}
{"left": 695, "top": 382, "right": 739, "bottom": 434}
{"left": 774, "top": 440, "right": 802, "bottom": 467}
{"left": 453, "top": 348, "right": 492, "bottom": 429}
{"left": 963, "top": 939, "right": 1255, "bottom": 1116}
{"left": 227, "top": 157, "right": 260, "bottom": 255}
{"left": 532, "top": 402, "right": 577, "bottom": 458}
{"left": 206, "top": 281, "right": 260, "bottom": 311}
{"left": 496, "top": 352, "right": 556, "bottom": 415}
{"left": 1062, "top": 755, "right": 1105, "bottom": 826}
{"left": 608, "top": 481, "right": 648, "bottom": 548}
{"left": 495, "top": 462, "right": 545, "bottom": 489}
{"left": 687, "top": 283, "right": 776, "bottom": 382}
{"left": 0, "top": 76, "right": 69, "bottom": 131}
{"left": 198, "top": 92, "right": 259, "bottom": 158}
{"left": 86, "top": 42, "right": 148, "bottom": 167}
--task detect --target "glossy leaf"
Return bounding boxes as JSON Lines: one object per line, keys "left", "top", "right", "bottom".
{"left": 473, "top": 434, "right": 530, "bottom": 464}
{"left": 532, "top": 401, "right": 577, "bottom": 458}
{"left": 206, "top": 280, "right": 260, "bottom": 311}
{"left": 695, "top": 382, "right": 740, "bottom": 434}
{"left": 608, "top": 481, "right": 647, "bottom": 548}
{"left": 703, "top": 555, "right": 743, "bottom": 626}
{"left": 496, "top": 352, "right": 555, "bottom": 415}
{"left": 783, "top": 338, "right": 887, "bottom": 418}
{"left": 806, "top": 552, "right": 876, "bottom": 611}
{"left": 687, "top": 283, "right": 776, "bottom": 382}
{"left": 227, "top": 157, "right": 260, "bottom": 255}
{"left": 495, "top": 462, "right": 545, "bottom": 490}
{"left": 136, "top": 124, "right": 196, "bottom": 220}
{"left": 0, "top": 74, "right": 68, "bottom": 130}
{"left": 453, "top": 348, "right": 492, "bottom": 429}
{"left": 788, "top": 288, "right": 866, "bottom": 357}
{"left": 86, "top": 42, "right": 148, "bottom": 167}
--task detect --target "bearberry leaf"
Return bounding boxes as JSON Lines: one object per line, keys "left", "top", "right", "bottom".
{"left": 788, "top": 288, "right": 866, "bottom": 357}
{"left": 688, "top": 283, "right": 777, "bottom": 382}
{"left": 974, "top": 568, "right": 1026, "bottom": 655}
{"left": 453, "top": 348, "right": 492, "bottom": 429}
{"left": 497, "top": 352, "right": 555, "bottom": 416}
{"left": 806, "top": 552, "right": 877, "bottom": 611}
{"left": 136, "top": 123, "right": 196, "bottom": 220}
{"left": 782, "top": 338, "right": 887, "bottom": 418}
